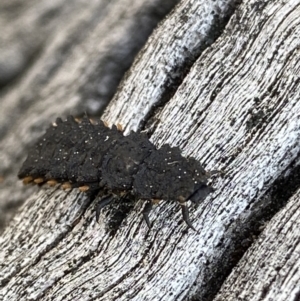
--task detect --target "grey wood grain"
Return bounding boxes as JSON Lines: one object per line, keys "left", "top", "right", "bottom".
{"left": 1, "top": 0, "right": 299, "bottom": 300}
{"left": 213, "top": 188, "right": 300, "bottom": 301}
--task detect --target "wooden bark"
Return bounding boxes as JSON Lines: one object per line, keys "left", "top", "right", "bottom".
{"left": 213, "top": 188, "right": 300, "bottom": 301}
{"left": 1, "top": 0, "right": 300, "bottom": 300}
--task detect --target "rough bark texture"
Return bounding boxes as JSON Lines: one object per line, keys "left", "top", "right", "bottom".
{"left": 1, "top": 0, "right": 300, "bottom": 300}
{"left": 213, "top": 188, "right": 300, "bottom": 301}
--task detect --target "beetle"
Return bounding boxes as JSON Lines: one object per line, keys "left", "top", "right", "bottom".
{"left": 18, "top": 115, "right": 212, "bottom": 230}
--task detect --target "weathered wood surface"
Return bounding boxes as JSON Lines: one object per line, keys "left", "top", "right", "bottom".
{"left": 213, "top": 188, "right": 300, "bottom": 301}
{"left": 0, "top": 0, "right": 180, "bottom": 230}
{"left": 1, "top": 0, "right": 300, "bottom": 300}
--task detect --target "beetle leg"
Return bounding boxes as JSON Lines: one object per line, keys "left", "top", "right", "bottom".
{"left": 180, "top": 202, "right": 197, "bottom": 232}
{"left": 96, "top": 195, "right": 115, "bottom": 222}
{"left": 143, "top": 201, "right": 153, "bottom": 229}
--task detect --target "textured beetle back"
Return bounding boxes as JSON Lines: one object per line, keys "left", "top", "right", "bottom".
{"left": 18, "top": 115, "right": 212, "bottom": 229}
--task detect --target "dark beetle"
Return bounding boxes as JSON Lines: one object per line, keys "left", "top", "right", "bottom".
{"left": 18, "top": 116, "right": 212, "bottom": 230}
